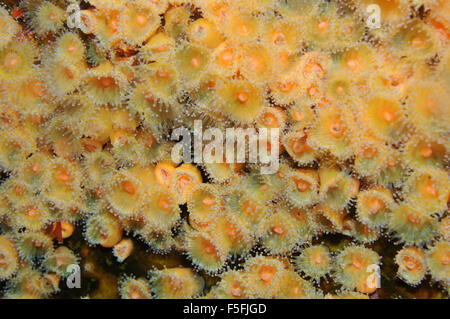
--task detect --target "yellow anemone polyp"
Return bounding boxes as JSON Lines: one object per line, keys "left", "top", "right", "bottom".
{"left": 408, "top": 80, "right": 449, "bottom": 142}
{"left": 13, "top": 201, "right": 51, "bottom": 231}
{"left": 175, "top": 42, "right": 211, "bottom": 89}
{"left": 260, "top": 210, "right": 302, "bottom": 255}
{"left": 105, "top": 170, "right": 143, "bottom": 219}
{"left": 0, "top": 7, "right": 20, "bottom": 49}
{"left": 164, "top": 5, "right": 191, "bottom": 39}
{"left": 239, "top": 170, "right": 276, "bottom": 204}
{"left": 119, "top": 276, "right": 151, "bottom": 299}
{"left": 120, "top": 0, "right": 160, "bottom": 45}
{"left": 150, "top": 267, "right": 204, "bottom": 299}
{"left": 391, "top": 19, "right": 441, "bottom": 61}
{"left": 362, "top": 94, "right": 407, "bottom": 143}
{"left": 138, "top": 62, "right": 180, "bottom": 108}
{"left": 43, "top": 246, "right": 78, "bottom": 276}
{"left": 269, "top": 63, "right": 304, "bottom": 105}
{"left": 32, "top": 1, "right": 67, "bottom": 36}
{"left": 336, "top": 44, "right": 377, "bottom": 76}
{"left": 261, "top": 16, "right": 302, "bottom": 54}
{"left": 335, "top": 245, "right": 380, "bottom": 293}
{"left": 217, "top": 80, "right": 264, "bottom": 123}
{"left": 82, "top": 150, "right": 116, "bottom": 187}
{"left": 199, "top": 0, "right": 231, "bottom": 28}
{"left": 325, "top": 67, "right": 356, "bottom": 106}
{"left": 356, "top": 187, "right": 394, "bottom": 229}
{"left": 300, "top": 55, "right": 327, "bottom": 95}
{"left": 139, "top": 33, "right": 175, "bottom": 63}
{"left": 55, "top": 32, "right": 86, "bottom": 65}
{"left": 0, "top": 235, "right": 19, "bottom": 280}
{"left": 154, "top": 161, "right": 176, "bottom": 188}
{"left": 232, "top": 194, "right": 268, "bottom": 233}
{"left": 395, "top": 246, "right": 427, "bottom": 286}
{"left": 285, "top": 169, "right": 319, "bottom": 208}
{"left": 0, "top": 39, "right": 37, "bottom": 82}
{"left": 113, "top": 238, "right": 134, "bottom": 263}
{"left": 170, "top": 163, "right": 202, "bottom": 204}
{"left": 426, "top": 240, "right": 450, "bottom": 282}
{"left": 211, "top": 41, "right": 240, "bottom": 77}
{"left": 278, "top": 270, "right": 318, "bottom": 299}
{"left": 82, "top": 62, "right": 127, "bottom": 106}
{"left": 318, "top": 166, "right": 359, "bottom": 210}
{"left": 352, "top": 132, "right": 389, "bottom": 178}
{"left": 296, "top": 244, "right": 333, "bottom": 281}
{"left": 17, "top": 151, "right": 51, "bottom": 189}
{"left": 188, "top": 18, "right": 223, "bottom": 49}
{"left": 139, "top": 186, "right": 181, "bottom": 232}
{"left": 3, "top": 72, "right": 54, "bottom": 118}
{"left": 16, "top": 231, "right": 54, "bottom": 261}
{"left": 215, "top": 213, "right": 254, "bottom": 256}
{"left": 223, "top": 11, "right": 261, "bottom": 45}
{"left": 73, "top": 104, "right": 114, "bottom": 144}
{"left": 0, "top": 127, "right": 37, "bottom": 170}
{"left": 243, "top": 256, "right": 286, "bottom": 298}
{"left": 403, "top": 135, "right": 447, "bottom": 169}
{"left": 213, "top": 270, "right": 250, "bottom": 299}
{"left": 42, "top": 159, "right": 82, "bottom": 210}
{"left": 256, "top": 106, "right": 287, "bottom": 130}
{"left": 404, "top": 167, "right": 449, "bottom": 214}
{"left": 389, "top": 203, "right": 438, "bottom": 245}
{"left": 239, "top": 44, "right": 273, "bottom": 84}
{"left": 92, "top": 8, "right": 121, "bottom": 47}
{"left": 308, "top": 104, "right": 354, "bottom": 160}
{"left": 185, "top": 229, "right": 230, "bottom": 274}
{"left": 85, "top": 211, "right": 123, "bottom": 248}
{"left": 43, "top": 58, "right": 83, "bottom": 99}
{"left": 187, "top": 183, "right": 222, "bottom": 226}
{"left": 283, "top": 130, "right": 317, "bottom": 165}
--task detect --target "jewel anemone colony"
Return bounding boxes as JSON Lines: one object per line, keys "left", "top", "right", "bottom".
{"left": 0, "top": 0, "right": 449, "bottom": 299}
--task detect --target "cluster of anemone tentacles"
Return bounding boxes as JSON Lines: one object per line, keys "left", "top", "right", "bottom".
{"left": 0, "top": 0, "right": 449, "bottom": 299}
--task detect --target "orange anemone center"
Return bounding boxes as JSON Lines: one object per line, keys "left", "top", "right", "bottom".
{"left": 191, "top": 56, "right": 201, "bottom": 68}
{"left": 258, "top": 266, "right": 275, "bottom": 282}
{"left": 419, "top": 145, "right": 433, "bottom": 159}
{"left": 135, "top": 13, "right": 148, "bottom": 27}
{"left": 98, "top": 77, "right": 115, "bottom": 88}
{"left": 317, "top": 20, "right": 329, "bottom": 34}
{"left": 368, "top": 197, "right": 385, "bottom": 215}
{"left": 382, "top": 109, "right": 395, "bottom": 122}
{"left": 230, "top": 284, "right": 242, "bottom": 297}
{"left": 157, "top": 195, "right": 171, "bottom": 210}
{"left": 122, "top": 180, "right": 136, "bottom": 195}
{"left": 295, "top": 178, "right": 311, "bottom": 192}
{"left": 351, "top": 255, "right": 364, "bottom": 270}
{"left": 329, "top": 121, "right": 344, "bottom": 138}
{"left": 403, "top": 256, "right": 419, "bottom": 271}
{"left": 236, "top": 91, "right": 250, "bottom": 104}
{"left": 4, "top": 52, "right": 21, "bottom": 70}
{"left": 202, "top": 196, "right": 215, "bottom": 207}
{"left": 271, "top": 225, "right": 285, "bottom": 235}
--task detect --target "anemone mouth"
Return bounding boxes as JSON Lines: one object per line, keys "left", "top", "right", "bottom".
{"left": 96, "top": 76, "right": 117, "bottom": 89}
{"left": 328, "top": 121, "right": 345, "bottom": 137}
{"left": 230, "top": 283, "right": 243, "bottom": 297}
{"left": 3, "top": 52, "right": 21, "bottom": 70}
{"left": 294, "top": 178, "right": 311, "bottom": 192}
{"left": 271, "top": 224, "right": 285, "bottom": 236}
{"left": 317, "top": 20, "right": 329, "bottom": 34}
{"left": 368, "top": 197, "right": 386, "bottom": 215}
{"left": 258, "top": 265, "right": 276, "bottom": 283}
